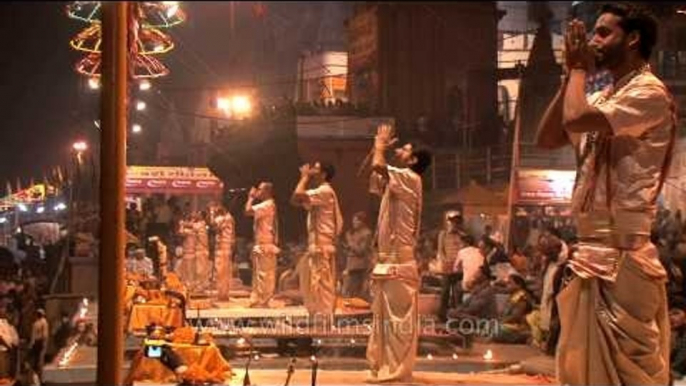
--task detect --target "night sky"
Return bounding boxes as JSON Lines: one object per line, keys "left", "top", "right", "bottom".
{"left": 0, "top": 1, "right": 351, "bottom": 188}
{"left": 0, "top": 2, "right": 87, "bottom": 187}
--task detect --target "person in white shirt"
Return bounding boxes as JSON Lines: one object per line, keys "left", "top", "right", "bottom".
{"left": 454, "top": 235, "right": 486, "bottom": 293}
{"left": 365, "top": 124, "right": 432, "bottom": 383}
{"left": 436, "top": 211, "right": 464, "bottom": 272}
{"left": 29, "top": 308, "right": 49, "bottom": 385}
{"left": 291, "top": 161, "right": 343, "bottom": 324}
{"left": 245, "top": 181, "right": 280, "bottom": 307}
{"left": 436, "top": 214, "right": 466, "bottom": 322}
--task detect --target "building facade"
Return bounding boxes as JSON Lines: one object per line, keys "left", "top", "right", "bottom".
{"left": 346, "top": 2, "right": 502, "bottom": 148}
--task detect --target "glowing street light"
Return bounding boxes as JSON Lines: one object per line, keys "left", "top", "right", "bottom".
{"left": 54, "top": 202, "right": 67, "bottom": 211}
{"left": 231, "top": 95, "right": 252, "bottom": 116}
{"left": 139, "top": 80, "right": 152, "bottom": 91}
{"left": 88, "top": 78, "right": 100, "bottom": 90}
{"left": 216, "top": 95, "right": 253, "bottom": 119}
{"left": 132, "top": 124, "right": 142, "bottom": 134}
{"left": 0, "top": 217, "right": 7, "bottom": 224}
{"left": 136, "top": 101, "right": 147, "bottom": 111}
{"left": 17, "top": 204, "right": 28, "bottom": 212}
{"left": 73, "top": 140, "right": 88, "bottom": 165}
{"left": 217, "top": 97, "right": 230, "bottom": 112}
{"left": 36, "top": 206, "right": 45, "bottom": 214}
{"left": 73, "top": 141, "right": 88, "bottom": 153}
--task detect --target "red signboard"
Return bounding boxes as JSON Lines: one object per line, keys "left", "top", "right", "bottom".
{"left": 125, "top": 166, "right": 223, "bottom": 195}
{"left": 516, "top": 169, "right": 576, "bottom": 205}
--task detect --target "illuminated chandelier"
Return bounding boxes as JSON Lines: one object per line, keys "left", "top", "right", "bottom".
{"left": 67, "top": 2, "right": 185, "bottom": 80}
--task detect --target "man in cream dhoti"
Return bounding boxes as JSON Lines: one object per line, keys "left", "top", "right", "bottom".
{"left": 245, "top": 182, "right": 280, "bottom": 307}
{"left": 536, "top": 4, "right": 675, "bottom": 385}
{"left": 214, "top": 207, "right": 235, "bottom": 301}
{"left": 177, "top": 214, "right": 197, "bottom": 287}
{"left": 192, "top": 212, "right": 211, "bottom": 292}
{"left": 365, "top": 124, "right": 432, "bottom": 383}
{"left": 291, "top": 161, "right": 343, "bottom": 326}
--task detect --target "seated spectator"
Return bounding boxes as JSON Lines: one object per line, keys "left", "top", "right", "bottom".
{"left": 529, "top": 232, "right": 563, "bottom": 349}
{"left": 492, "top": 274, "right": 535, "bottom": 344}
{"left": 480, "top": 236, "right": 509, "bottom": 267}
{"left": 126, "top": 248, "right": 154, "bottom": 277}
{"left": 74, "top": 319, "right": 97, "bottom": 346}
{"left": 510, "top": 246, "right": 528, "bottom": 276}
{"left": 446, "top": 265, "right": 497, "bottom": 348}
{"left": 438, "top": 234, "right": 484, "bottom": 322}
{"left": 49, "top": 312, "right": 73, "bottom": 360}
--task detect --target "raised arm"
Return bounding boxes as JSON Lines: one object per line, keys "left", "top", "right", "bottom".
{"left": 561, "top": 20, "right": 612, "bottom": 135}
{"left": 535, "top": 81, "right": 570, "bottom": 149}
{"left": 290, "top": 164, "right": 312, "bottom": 207}
{"left": 370, "top": 124, "right": 395, "bottom": 180}
{"left": 244, "top": 187, "right": 257, "bottom": 217}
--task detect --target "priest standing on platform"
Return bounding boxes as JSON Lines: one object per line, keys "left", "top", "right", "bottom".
{"left": 214, "top": 207, "right": 235, "bottom": 301}
{"left": 291, "top": 161, "right": 343, "bottom": 328}
{"left": 245, "top": 182, "right": 280, "bottom": 307}
{"left": 535, "top": 4, "right": 674, "bottom": 384}
{"left": 365, "top": 124, "right": 432, "bottom": 383}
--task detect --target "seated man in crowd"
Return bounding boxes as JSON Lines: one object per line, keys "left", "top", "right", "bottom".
{"left": 492, "top": 274, "right": 535, "bottom": 344}
{"left": 127, "top": 248, "right": 154, "bottom": 278}
{"left": 438, "top": 234, "right": 483, "bottom": 322}
{"left": 509, "top": 246, "right": 528, "bottom": 277}
{"left": 480, "top": 235, "right": 510, "bottom": 269}
{"left": 445, "top": 264, "right": 497, "bottom": 348}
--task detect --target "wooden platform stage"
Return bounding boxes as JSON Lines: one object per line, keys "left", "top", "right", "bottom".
{"left": 118, "top": 289, "right": 454, "bottom": 344}
{"left": 160, "top": 294, "right": 455, "bottom": 343}
{"left": 185, "top": 295, "right": 371, "bottom": 319}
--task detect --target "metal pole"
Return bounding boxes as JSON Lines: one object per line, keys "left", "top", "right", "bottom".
{"left": 504, "top": 67, "right": 525, "bottom": 251}
{"left": 97, "top": 2, "right": 128, "bottom": 385}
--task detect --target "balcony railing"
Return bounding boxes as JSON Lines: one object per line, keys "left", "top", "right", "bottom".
{"left": 425, "top": 143, "right": 576, "bottom": 191}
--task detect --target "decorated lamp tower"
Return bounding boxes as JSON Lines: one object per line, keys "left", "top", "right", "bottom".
{"left": 67, "top": 1, "right": 185, "bottom": 82}
{"left": 64, "top": 4, "right": 186, "bottom": 384}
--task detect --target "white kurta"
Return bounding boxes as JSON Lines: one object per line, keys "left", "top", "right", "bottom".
{"left": 367, "top": 166, "right": 422, "bottom": 383}
{"left": 301, "top": 182, "right": 343, "bottom": 318}
{"left": 250, "top": 199, "right": 280, "bottom": 307}
{"left": 177, "top": 219, "right": 196, "bottom": 286}
{"left": 193, "top": 219, "right": 210, "bottom": 289}
{"left": 214, "top": 214, "right": 235, "bottom": 300}
{"left": 557, "top": 68, "right": 674, "bottom": 386}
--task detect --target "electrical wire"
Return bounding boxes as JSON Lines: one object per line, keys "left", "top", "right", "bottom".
{"left": 146, "top": 99, "right": 387, "bottom": 125}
